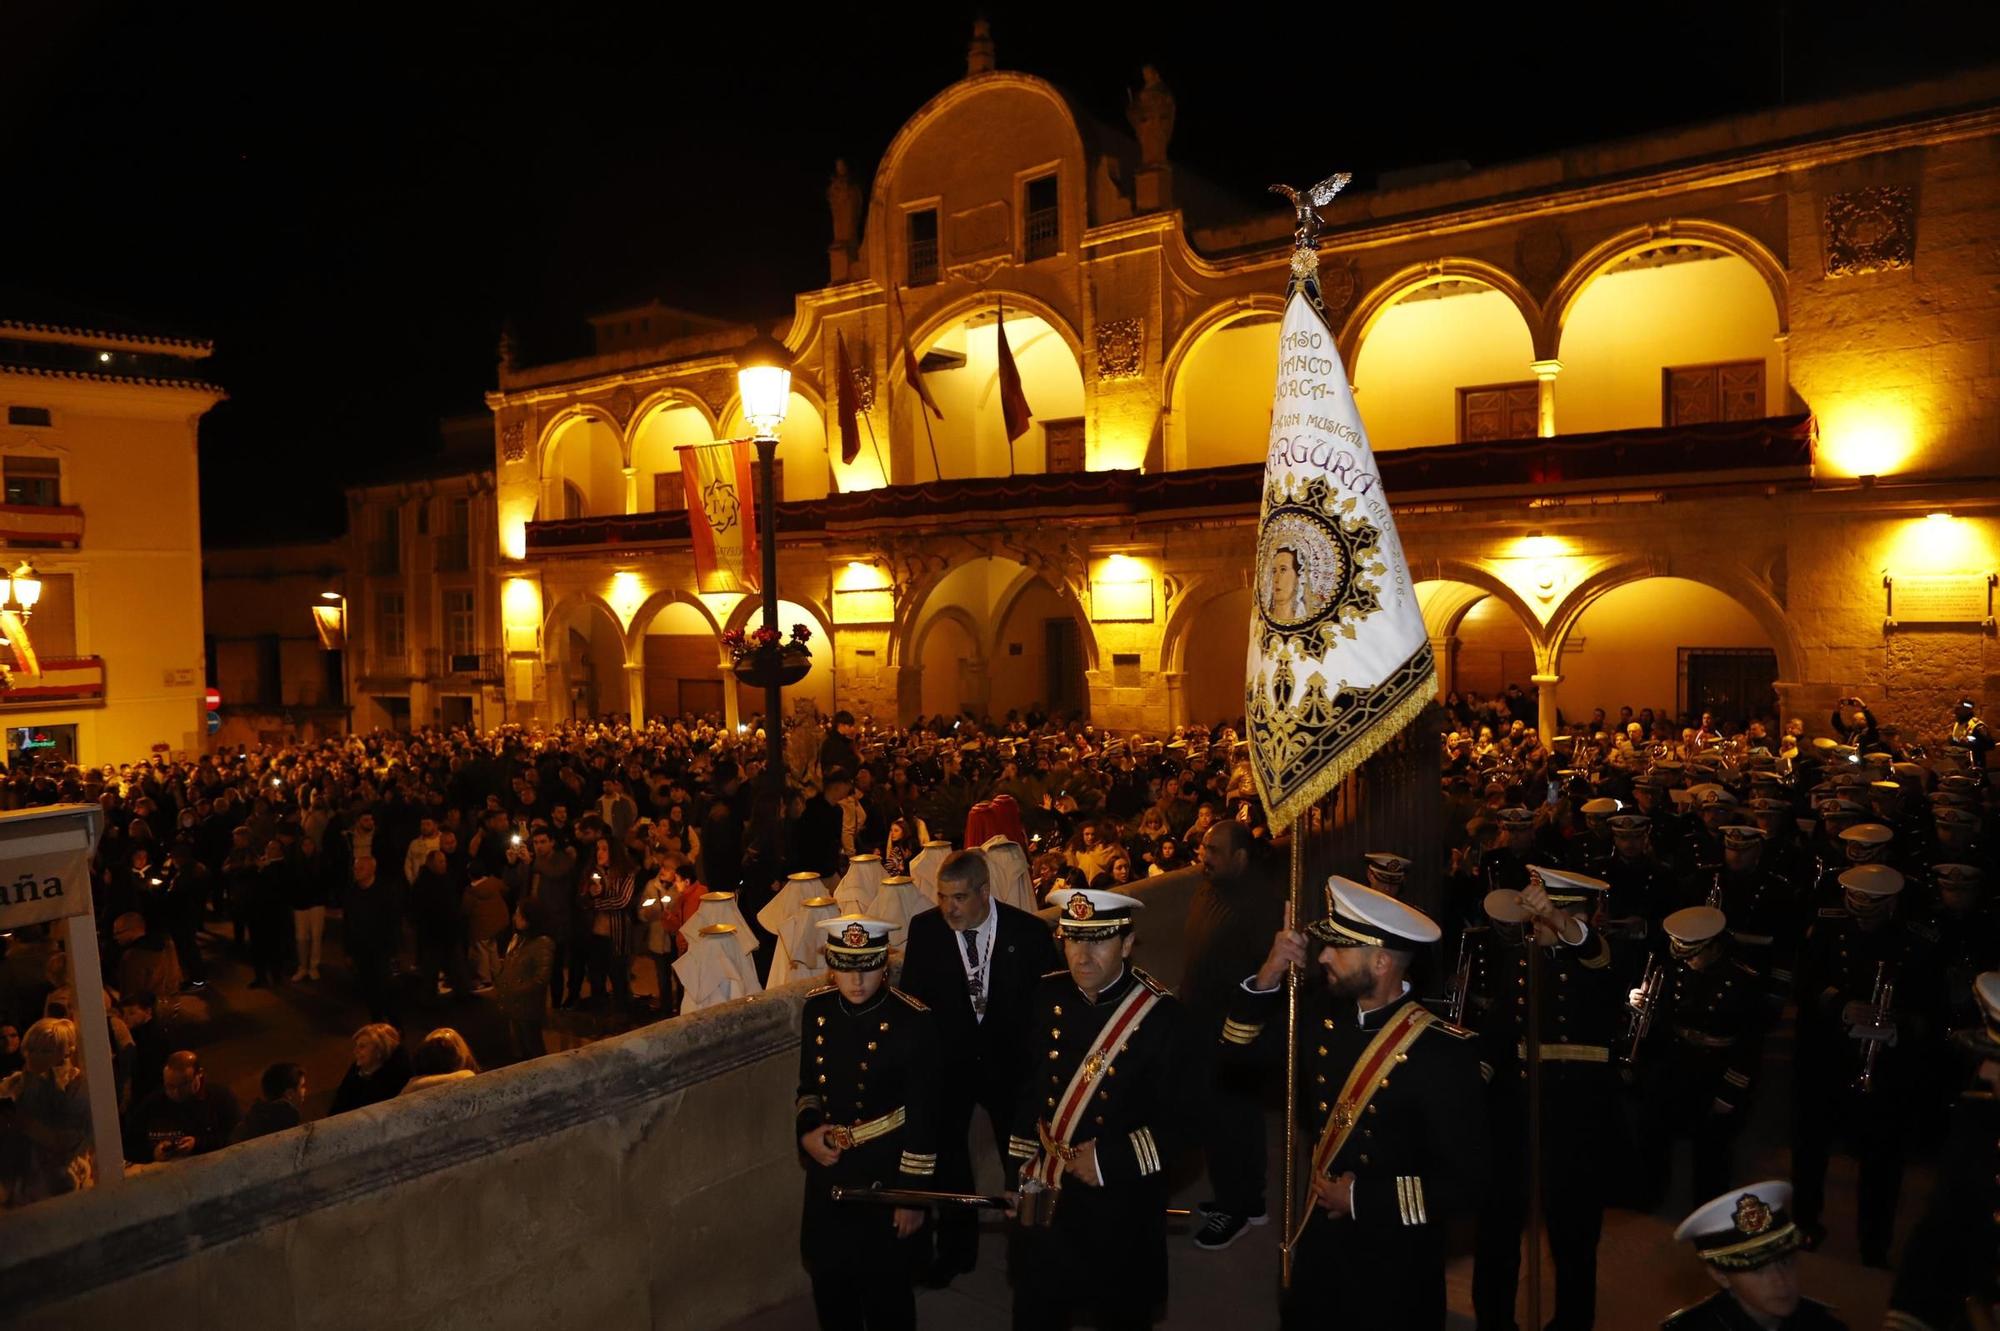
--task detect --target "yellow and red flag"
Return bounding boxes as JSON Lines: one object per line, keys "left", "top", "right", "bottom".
{"left": 681, "top": 441, "right": 760, "bottom": 593}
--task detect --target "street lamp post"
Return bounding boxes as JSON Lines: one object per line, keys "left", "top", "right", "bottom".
{"left": 736, "top": 332, "right": 797, "bottom": 822}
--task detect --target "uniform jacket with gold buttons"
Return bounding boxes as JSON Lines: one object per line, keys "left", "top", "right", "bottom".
{"left": 1225, "top": 983, "right": 1487, "bottom": 1234}
{"left": 794, "top": 982, "right": 940, "bottom": 1254}
{"left": 1006, "top": 964, "right": 1192, "bottom": 1306}
{"left": 1473, "top": 927, "right": 1623, "bottom": 1082}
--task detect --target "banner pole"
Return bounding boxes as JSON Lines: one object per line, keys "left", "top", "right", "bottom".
{"left": 1526, "top": 930, "right": 1546, "bottom": 1331}
{"left": 1281, "top": 827, "right": 1302, "bottom": 1289}
{"left": 861, "top": 408, "right": 888, "bottom": 487}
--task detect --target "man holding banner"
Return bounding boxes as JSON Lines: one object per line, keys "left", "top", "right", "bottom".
{"left": 1240, "top": 176, "right": 1475, "bottom": 1325}
{"left": 1229, "top": 877, "right": 1485, "bottom": 1329}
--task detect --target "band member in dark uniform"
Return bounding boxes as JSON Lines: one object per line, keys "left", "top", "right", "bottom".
{"left": 1230, "top": 876, "right": 1486, "bottom": 1331}
{"left": 795, "top": 916, "right": 939, "bottom": 1331}
{"left": 1886, "top": 971, "right": 2000, "bottom": 1331}
{"left": 1472, "top": 866, "right": 1622, "bottom": 1331}
{"left": 1007, "top": 888, "right": 1191, "bottom": 1331}
{"left": 1791, "top": 863, "right": 1942, "bottom": 1264}
{"left": 1630, "top": 906, "right": 1776, "bottom": 1212}
{"left": 1663, "top": 1180, "right": 1847, "bottom": 1329}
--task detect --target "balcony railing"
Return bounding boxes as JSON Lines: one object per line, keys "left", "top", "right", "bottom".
{"left": 907, "top": 237, "right": 938, "bottom": 287}
{"left": 365, "top": 538, "right": 400, "bottom": 575}
{"left": 434, "top": 532, "right": 470, "bottom": 572}
{"left": 1024, "top": 206, "right": 1059, "bottom": 260}
{"left": 0, "top": 504, "right": 85, "bottom": 550}
{"left": 424, "top": 647, "right": 502, "bottom": 681}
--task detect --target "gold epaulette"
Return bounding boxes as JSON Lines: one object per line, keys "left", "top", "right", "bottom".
{"left": 891, "top": 986, "right": 929, "bottom": 1012}
{"left": 805, "top": 982, "right": 837, "bottom": 997}
{"left": 1132, "top": 966, "right": 1172, "bottom": 996}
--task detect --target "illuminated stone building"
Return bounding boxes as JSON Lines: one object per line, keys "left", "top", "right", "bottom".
{"left": 488, "top": 38, "right": 2000, "bottom": 741}
{"left": 0, "top": 320, "right": 219, "bottom": 764}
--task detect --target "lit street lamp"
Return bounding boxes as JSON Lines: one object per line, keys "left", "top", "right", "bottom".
{"left": 3, "top": 561, "right": 43, "bottom": 619}
{"left": 736, "top": 331, "right": 800, "bottom": 826}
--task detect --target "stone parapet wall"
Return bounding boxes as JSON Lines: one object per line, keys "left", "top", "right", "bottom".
{"left": 3, "top": 985, "right": 815, "bottom": 1331}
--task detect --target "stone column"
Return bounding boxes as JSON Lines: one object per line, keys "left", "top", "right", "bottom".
{"left": 1771, "top": 334, "right": 1790, "bottom": 410}
{"left": 624, "top": 662, "right": 646, "bottom": 725}
{"left": 1532, "top": 672, "right": 1563, "bottom": 739}
{"left": 1530, "top": 359, "right": 1562, "bottom": 438}
{"left": 622, "top": 466, "right": 640, "bottom": 515}
{"left": 1160, "top": 670, "right": 1187, "bottom": 730}
{"left": 962, "top": 658, "right": 991, "bottom": 717}
{"left": 1428, "top": 634, "right": 1458, "bottom": 696}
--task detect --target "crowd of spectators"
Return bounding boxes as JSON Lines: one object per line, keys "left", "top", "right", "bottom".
{"left": 0, "top": 705, "right": 1261, "bottom": 1207}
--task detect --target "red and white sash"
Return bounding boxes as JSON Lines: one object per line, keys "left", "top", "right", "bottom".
{"left": 1026, "top": 978, "right": 1161, "bottom": 1187}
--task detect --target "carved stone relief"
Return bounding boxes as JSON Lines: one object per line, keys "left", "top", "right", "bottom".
{"left": 1823, "top": 186, "right": 1916, "bottom": 277}
{"left": 1096, "top": 318, "right": 1144, "bottom": 381}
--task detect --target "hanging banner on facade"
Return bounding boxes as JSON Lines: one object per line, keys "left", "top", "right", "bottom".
{"left": 1246, "top": 186, "right": 1435, "bottom": 831}
{"left": 681, "top": 441, "right": 760, "bottom": 594}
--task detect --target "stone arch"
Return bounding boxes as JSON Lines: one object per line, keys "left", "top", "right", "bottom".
{"left": 1545, "top": 556, "right": 1803, "bottom": 685}
{"left": 1337, "top": 258, "right": 1543, "bottom": 368}
{"left": 1162, "top": 295, "right": 1287, "bottom": 471}
{"left": 1545, "top": 220, "right": 1789, "bottom": 351}
{"left": 622, "top": 587, "right": 723, "bottom": 659}
{"left": 1414, "top": 558, "right": 1549, "bottom": 648}
{"left": 542, "top": 591, "right": 629, "bottom": 657}
{"left": 1160, "top": 572, "right": 1247, "bottom": 676}
{"left": 894, "top": 562, "right": 1096, "bottom": 675}
{"left": 713, "top": 374, "right": 830, "bottom": 441}
{"left": 623, "top": 388, "right": 719, "bottom": 451}
{"left": 536, "top": 404, "right": 627, "bottom": 475}
{"left": 900, "top": 289, "right": 1085, "bottom": 376}
{"left": 722, "top": 590, "right": 837, "bottom": 641}
{"left": 1162, "top": 294, "right": 1287, "bottom": 410}
{"left": 1416, "top": 571, "right": 1548, "bottom": 703}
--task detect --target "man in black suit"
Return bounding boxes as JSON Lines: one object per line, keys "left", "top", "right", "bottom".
{"left": 899, "top": 848, "right": 1058, "bottom": 1280}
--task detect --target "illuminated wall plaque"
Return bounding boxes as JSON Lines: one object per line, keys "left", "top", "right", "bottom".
{"left": 1090, "top": 579, "right": 1154, "bottom": 623}
{"left": 1883, "top": 572, "right": 1995, "bottom": 629}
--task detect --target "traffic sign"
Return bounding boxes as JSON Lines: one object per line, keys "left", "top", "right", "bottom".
{"left": 204, "top": 687, "right": 221, "bottom": 711}
{"left": 206, "top": 711, "right": 221, "bottom": 735}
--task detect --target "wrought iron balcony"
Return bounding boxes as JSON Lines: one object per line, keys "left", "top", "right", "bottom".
{"left": 907, "top": 237, "right": 938, "bottom": 288}
{"left": 1024, "top": 206, "right": 1059, "bottom": 260}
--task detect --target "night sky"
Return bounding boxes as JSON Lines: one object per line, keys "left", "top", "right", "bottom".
{"left": 1, "top": 4, "right": 1990, "bottom": 544}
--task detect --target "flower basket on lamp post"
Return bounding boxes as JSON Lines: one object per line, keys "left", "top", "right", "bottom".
{"left": 725, "top": 623, "right": 812, "bottom": 689}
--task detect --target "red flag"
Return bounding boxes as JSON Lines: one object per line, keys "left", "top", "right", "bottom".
{"left": 892, "top": 285, "right": 944, "bottom": 421}
{"left": 681, "top": 441, "right": 759, "bottom": 593}
{"left": 834, "top": 331, "right": 863, "bottom": 466}
{"left": 995, "top": 301, "right": 1032, "bottom": 443}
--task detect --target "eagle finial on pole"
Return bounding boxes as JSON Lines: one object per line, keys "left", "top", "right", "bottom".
{"left": 1268, "top": 171, "right": 1352, "bottom": 254}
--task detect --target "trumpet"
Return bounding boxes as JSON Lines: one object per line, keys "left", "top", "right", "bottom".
{"left": 1447, "top": 930, "right": 1476, "bottom": 1024}
{"left": 1624, "top": 954, "right": 1666, "bottom": 1063}
{"left": 1854, "top": 962, "right": 1896, "bottom": 1094}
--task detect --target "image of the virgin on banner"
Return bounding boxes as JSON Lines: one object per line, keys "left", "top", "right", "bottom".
{"left": 1245, "top": 222, "right": 1435, "bottom": 833}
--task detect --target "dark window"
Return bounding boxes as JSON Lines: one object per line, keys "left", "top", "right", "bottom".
{"left": 435, "top": 497, "right": 470, "bottom": 571}
{"left": 1024, "top": 175, "right": 1059, "bottom": 260}
{"left": 1457, "top": 382, "right": 1541, "bottom": 443}
{"left": 1664, "top": 360, "right": 1765, "bottom": 426}
{"left": 2, "top": 455, "right": 61, "bottom": 507}
{"left": 907, "top": 208, "right": 939, "bottom": 287}
{"left": 5, "top": 407, "right": 52, "bottom": 428}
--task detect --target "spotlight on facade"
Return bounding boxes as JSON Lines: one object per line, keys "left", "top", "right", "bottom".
{"left": 736, "top": 333, "right": 794, "bottom": 441}
{"left": 1927, "top": 510, "right": 1954, "bottom": 524}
